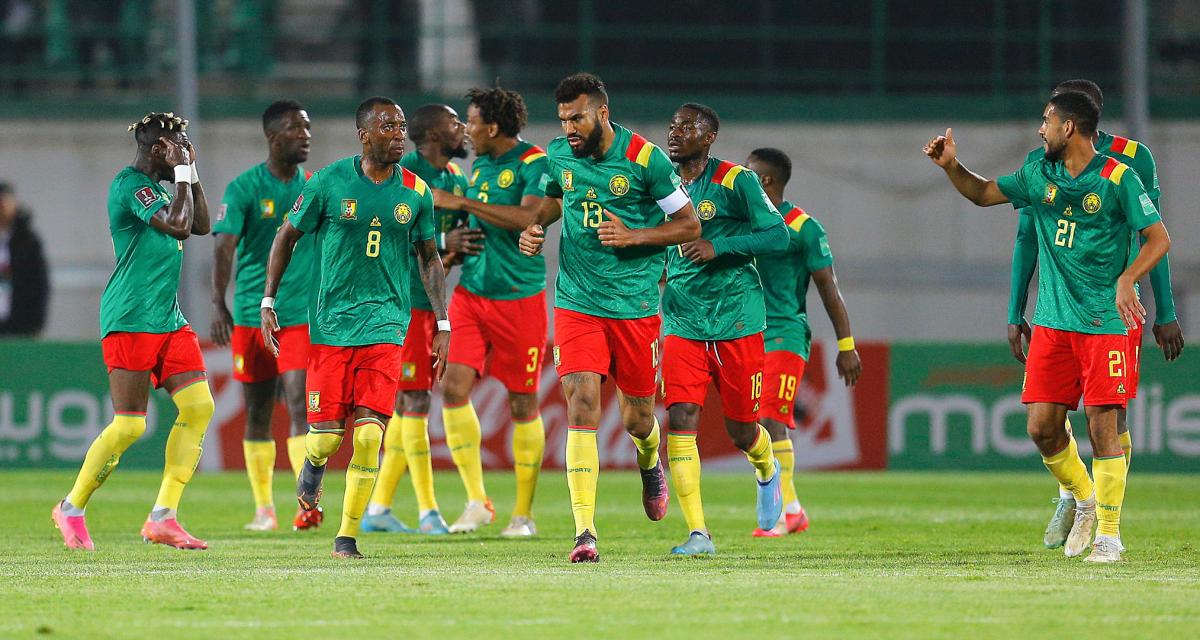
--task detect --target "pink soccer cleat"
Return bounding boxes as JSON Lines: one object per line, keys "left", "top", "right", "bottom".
{"left": 140, "top": 518, "right": 208, "bottom": 550}
{"left": 785, "top": 507, "right": 810, "bottom": 534}
{"left": 52, "top": 502, "right": 95, "bottom": 551}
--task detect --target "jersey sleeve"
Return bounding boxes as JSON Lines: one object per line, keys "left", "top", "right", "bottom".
{"left": 1132, "top": 144, "right": 1161, "bottom": 206}
{"left": 1007, "top": 211, "right": 1038, "bottom": 325}
{"left": 643, "top": 146, "right": 688, "bottom": 213}
{"left": 212, "top": 177, "right": 247, "bottom": 236}
{"left": 289, "top": 171, "right": 324, "bottom": 234}
{"left": 995, "top": 163, "right": 1036, "bottom": 210}
{"left": 1117, "top": 169, "right": 1161, "bottom": 231}
{"left": 519, "top": 155, "right": 551, "bottom": 198}
{"left": 709, "top": 170, "right": 789, "bottom": 257}
{"left": 800, "top": 218, "right": 834, "bottom": 272}
{"left": 412, "top": 186, "right": 436, "bottom": 243}
{"left": 127, "top": 175, "right": 169, "bottom": 224}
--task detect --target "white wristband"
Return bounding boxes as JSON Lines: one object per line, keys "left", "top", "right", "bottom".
{"left": 260, "top": 297, "right": 275, "bottom": 309}
{"left": 174, "top": 165, "right": 191, "bottom": 184}
{"left": 440, "top": 232, "right": 447, "bottom": 251}
{"left": 188, "top": 163, "right": 199, "bottom": 184}
{"left": 437, "top": 319, "right": 451, "bottom": 332}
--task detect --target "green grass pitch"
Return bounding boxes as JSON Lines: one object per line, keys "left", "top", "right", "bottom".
{"left": 4, "top": 469, "right": 1198, "bottom": 638}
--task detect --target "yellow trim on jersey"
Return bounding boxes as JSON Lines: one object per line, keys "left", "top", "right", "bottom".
{"left": 521, "top": 151, "right": 546, "bottom": 164}
{"left": 1106, "top": 163, "right": 1128, "bottom": 185}
{"left": 1120, "top": 139, "right": 1139, "bottom": 158}
{"left": 447, "top": 162, "right": 464, "bottom": 176}
{"left": 787, "top": 212, "right": 810, "bottom": 232}
{"left": 634, "top": 142, "right": 656, "bottom": 167}
{"left": 720, "top": 164, "right": 744, "bottom": 189}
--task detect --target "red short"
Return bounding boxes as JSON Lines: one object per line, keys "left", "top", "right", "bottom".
{"left": 760, "top": 350, "right": 809, "bottom": 428}
{"left": 231, "top": 324, "right": 309, "bottom": 383}
{"left": 1022, "top": 325, "right": 1129, "bottom": 409}
{"left": 448, "top": 287, "right": 548, "bottom": 393}
{"left": 662, "top": 333, "right": 765, "bottom": 423}
{"left": 1126, "top": 322, "right": 1143, "bottom": 398}
{"left": 397, "top": 309, "right": 436, "bottom": 392}
{"left": 306, "top": 343, "right": 402, "bottom": 423}
{"left": 554, "top": 308, "right": 660, "bottom": 398}
{"left": 101, "top": 325, "right": 206, "bottom": 388}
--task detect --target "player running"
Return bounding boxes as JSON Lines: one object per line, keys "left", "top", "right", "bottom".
{"left": 430, "top": 85, "right": 554, "bottom": 537}
{"left": 362, "top": 103, "right": 475, "bottom": 536}
{"left": 261, "top": 97, "right": 450, "bottom": 559}
{"left": 519, "top": 73, "right": 701, "bottom": 562}
{"left": 745, "top": 147, "right": 862, "bottom": 538}
{"left": 52, "top": 112, "right": 214, "bottom": 551}
{"left": 659, "top": 104, "right": 789, "bottom": 556}
{"left": 211, "top": 100, "right": 315, "bottom": 532}
{"left": 1004, "top": 80, "right": 1184, "bottom": 550}
{"left": 925, "top": 91, "right": 1170, "bottom": 563}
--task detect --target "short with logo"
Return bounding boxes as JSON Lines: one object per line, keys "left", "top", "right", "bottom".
{"left": 760, "top": 349, "right": 808, "bottom": 429}
{"left": 1022, "top": 325, "right": 1129, "bottom": 409}
{"left": 554, "top": 307, "right": 660, "bottom": 398}
{"left": 662, "top": 333, "right": 765, "bottom": 423}
{"left": 448, "top": 287, "right": 548, "bottom": 393}
{"left": 397, "top": 309, "right": 436, "bottom": 392}
{"left": 101, "top": 325, "right": 206, "bottom": 388}
{"left": 306, "top": 343, "right": 403, "bottom": 423}
{"left": 231, "top": 324, "right": 309, "bottom": 383}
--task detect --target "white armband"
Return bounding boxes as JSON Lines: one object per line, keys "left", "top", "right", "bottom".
{"left": 189, "top": 163, "right": 199, "bottom": 184}
{"left": 260, "top": 297, "right": 275, "bottom": 309}
{"left": 437, "top": 319, "right": 451, "bottom": 332}
{"left": 656, "top": 186, "right": 690, "bottom": 215}
{"left": 174, "top": 165, "right": 192, "bottom": 184}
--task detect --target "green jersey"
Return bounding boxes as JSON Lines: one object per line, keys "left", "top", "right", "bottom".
{"left": 213, "top": 163, "right": 314, "bottom": 327}
{"left": 397, "top": 151, "right": 468, "bottom": 311}
{"left": 289, "top": 156, "right": 435, "bottom": 346}
{"left": 663, "top": 157, "right": 785, "bottom": 341}
{"left": 460, "top": 141, "right": 551, "bottom": 300}
{"left": 760, "top": 202, "right": 834, "bottom": 359}
{"left": 997, "top": 153, "right": 1161, "bottom": 335}
{"left": 99, "top": 167, "right": 189, "bottom": 336}
{"left": 544, "top": 123, "right": 688, "bottom": 318}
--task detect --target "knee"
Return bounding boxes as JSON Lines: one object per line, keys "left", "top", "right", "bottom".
{"left": 509, "top": 393, "right": 539, "bottom": 422}
{"left": 175, "top": 382, "right": 215, "bottom": 426}
{"left": 762, "top": 419, "right": 788, "bottom": 441}
{"left": 441, "top": 369, "right": 474, "bottom": 406}
{"left": 667, "top": 404, "right": 699, "bottom": 432}
{"left": 725, "top": 421, "right": 758, "bottom": 451}
{"left": 402, "top": 391, "right": 431, "bottom": 415}
{"left": 353, "top": 422, "right": 384, "bottom": 450}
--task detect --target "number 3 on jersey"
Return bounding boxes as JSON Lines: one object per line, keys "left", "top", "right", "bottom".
{"left": 366, "top": 229, "right": 381, "bottom": 257}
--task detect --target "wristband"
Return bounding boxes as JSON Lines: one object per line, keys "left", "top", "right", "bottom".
{"left": 437, "top": 319, "right": 451, "bottom": 332}
{"left": 188, "top": 163, "right": 199, "bottom": 184}
{"left": 439, "top": 232, "right": 447, "bottom": 251}
{"left": 837, "top": 337, "right": 856, "bottom": 352}
{"left": 260, "top": 297, "right": 275, "bottom": 309}
{"left": 173, "top": 165, "right": 191, "bottom": 184}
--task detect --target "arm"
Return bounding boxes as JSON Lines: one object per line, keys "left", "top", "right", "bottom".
{"left": 148, "top": 183, "right": 195, "bottom": 240}
{"left": 923, "top": 128, "right": 1009, "bottom": 207}
{"left": 812, "top": 265, "right": 861, "bottom": 386}
{"left": 189, "top": 180, "right": 211, "bottom": 236}
{"left": 708, "top": 222, "right": 789, "bottom": 257}
{"left": 1006, "top": 211, "right": 1036, "bottom": 362}
{"left": 598, "top": 201, "right": 702, "bottom": 248}
{"left": 1146, "top": 221, "right": 1184, "bottom": 360}
{"left": 518, "top": 197, "right": 564, "bottom": 257}
{"left": 260, "top": 221, "right": 303, "bottom": 355}
{"left": 441, "top": 191, "right": 543, "bottom": 231}
{"left": 1116, "top": 221, "right": 1170, "bottom": 330}
{"left": 210, "top": 233, "right": 237, "bottom": 346}
{"left": 414, "top": 237, "right": 450, "bottom": 381}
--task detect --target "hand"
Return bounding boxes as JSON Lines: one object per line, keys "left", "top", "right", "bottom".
{"left": 519, "top": 224, "right": 545, "bottom": 256}
{"left": 1115, "top": 277, "right": 1145, "bottom": 331}
{"left": 680, "top": 239, "right": 716, "bottom": 263}
{"left": 1153, "top": 320, "right": 1185, "bottom": 361}
{"left": 923, "top": 128, "right": 957, "bottom": 169}
{"left": 836, "top": 349, "right": 862, "bottom": 387}
{"left": 260, "top": 307, "right": 281, "bottom": 357}
{"left": 432, "top": 188, "right": 464, "bottom": 210}
{"left": 185, "top": 139, "right": 197, "bottom": 165}
{"left": 1007, "top": 321, "right": 1032, "bottom": 364}
{"left": 444, "top": 226, "right": 484, "bottom": 255}
{"left": 431, "top": 330, "right": 450, "bottom": 381}
{"left": 211, "top": 302, "right": 234, "bottom": 347}
{"left": 597, "top": 211, "right": 639, "bottom": 247}
{"left": 161, "top": 137, "right": 189, "bottom": 167}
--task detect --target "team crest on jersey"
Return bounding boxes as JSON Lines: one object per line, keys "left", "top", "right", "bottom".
{"left": 307, "top": 392, "right": 320, "bottom": 412}
{"left": 498, "top": 169, "right": 515, "bottom": 189}
{"left": 585, "top": 187, "right": 597, "bottom": 199}
{"left": 609, "top": 174, "right": 630, "bottom": 196}
{"left": 1083, "top": 193, "right": 1102, "bottom": 214}
{"left": 370, "top": 216, "right": 382, "bottom": 227}
{"left": 394, "top": 203, "right": 412, "bottom": 224}
{"left": 340, "top": 199, "right": 357, "bottom": 220}
{"left": 453, "top": 185, "right": 464, "bottom": 196}
{"left": 1043, "top": 184, "right": 1058, "bottom": 205}
{"left": 561, "top": 170, "right": 574, "bottom": 191}
{"left": 134, "top": 186, "right": 157, "bottom": 208}
{"left": 260, "top": 199, "right": 275, "bottom": 218}
{"left": 401, "top": 362, "right": 417, "bottom": 381}
{"left": 234, "top": 355, "right": 244, "bottom": 374}
{"left": 553, "top": 346, "right": 561, "bottom": 366}
{"left": 697, "top": 200, "right": 717, "bottom": 220}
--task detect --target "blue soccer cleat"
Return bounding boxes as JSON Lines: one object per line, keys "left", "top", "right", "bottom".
{"left": 756, "top": 459, "right": 783, "bottom": 531}
{"left": 418, "top": 510, "right": 450, "bottom": 535}
{"left": 670, "top": 531, "right": 716, "bottom": 556}
{"left": 360, "top": 509, "right": 417, "bottom": 533}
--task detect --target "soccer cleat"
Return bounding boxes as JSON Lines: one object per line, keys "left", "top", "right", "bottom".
{"left": 569, "top": 530, "right": 599, "bottom": 563}
{"left": 292, "top": 506, "right": 323, "bottom": 531}
{"left": 418, "top": 510, "right": 450, "bottom": 535}
{"left": 671, "top": 531, "right": 716, "bottom": 556}
{"left": 294, "top": 458, "right": 326, "bottom": 531}
{"left": 500, "top": 515, "right": 538, "bottom": 538}
{"left": 1084, "top": 535, "right": 1123, "bottom": 563}
{"left": 1064, "top": 501, "right": 1097, "bottom": 558}
{"left": 140, "top": 518, "right": 208, "bottom": 550}
{"left": 448, "top": 499, "right": 495, "bottom": 533}
{"left": 639, "top": 458, "right": 670, "bottom": 521}
{"left": 51, "top": 502, "right": 95, "bottom": 551}
{"left": 755, "top": 459, "right": 784, "bottom": 531}
{"left": 1043, "top": 497, "right": 1076, "bottom": 549}
{"left": 786, "top": 507, "right": 811, "bottom": 534}
{"left": 244, "top": 506, "right": 278, "bottom": 532}
{"left": 331, "top": 535, "right": 364, "bottom": 559}
{"left": 360, "top": 510, "right": 417, "bottom": 533}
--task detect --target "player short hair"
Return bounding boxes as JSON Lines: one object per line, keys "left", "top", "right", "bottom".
{"left": 356, "top": 96, "right": 399, "bottom": 130}
{"left": 748, "top": 147, "right": 792, "bottom": 185}
{"left": 128, "top": 112, "right": 188, "bottom": 149}
{"left": 1054, "top": 79, "right": 1104, "bottom": 113}
{"left": 262, "top": 99, "right": 305, "bottom": 134}
{"left": 466, "top": 85, "right": 528, "bottom": 138}
{"left": 678, "top": 102, "right": 720, "bottom": 133}
{"left": 555, "top": 73, "right": 608, "bottom": 106}
{"left": 408, "top": 104, "right": 453, "bottom": 144}
{"left": 1048, "top": 91, "right": 1100, "bottom": 137}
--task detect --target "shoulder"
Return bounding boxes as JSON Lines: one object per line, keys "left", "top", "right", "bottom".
{"left": 621, "top": 129, "right": 663, "bottom": 168}
{"left": 1103, "top": 133, "right": 1154, "bottom": 164}
{"left": 546, "top": 136, "right": 572, "bottom": 159}
{"left": 782, "top": 204, "right": 822, "bottom": 235}
{"left": 711, "top": 160, "right": 751, "bottom": 190}
{"left": 517, "top": 142, "right": 548, "bottom": 166}
{"left": 399, "top": 167, "right": 430, "bottom": 197}
{"left": 1023, "top": 147, "right": 1044, "bottom": 166}
{"left": 1097, "top": 156, "right": 1136, "bottom": 187}
{"left": 447, "top": 160, "right": 466, "bottom": 177}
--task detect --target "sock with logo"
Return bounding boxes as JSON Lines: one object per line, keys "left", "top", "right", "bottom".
{"left": 66, "top": 412, "right": 147, "bottom": 509}
{"left": 512, "top": 415, "right": 545, "bottom": 518}
{"left": 153, "top": 379, "right": 214, "bottom": 512}
{"left": 443, "top": 401, "right": 487, "bottom": 502}
{"left": 667, "top": 428, "right": 705, "bottom": 533}
{"left": 338, "top": 418, "right": 384, "bottom": 538}
{"left": 566, "top": 426, "right": 599, "bottom": 537}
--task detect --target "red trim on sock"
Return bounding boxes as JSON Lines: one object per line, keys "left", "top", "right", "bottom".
{"left": 567, "top": 424, "right": 598, "bottom": 432}
{"left": 168, "top": 377, "right": 207, "bottom": 396}
{"left": 443, "top": 400, "right": 472, "bottom": 410}
{"left": 401, "top": 412, "right": 428, "bottom": 418}
{"left": 114, "top": 411, "right": 147, "bottom": 417}
{"left": 668, "top": 429, "right": 698, "bottom": 436}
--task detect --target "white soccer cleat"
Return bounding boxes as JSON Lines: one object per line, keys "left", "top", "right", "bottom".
{"left": 1063, "top": 502, "right": 1097, "bottom": 558}
{"left": 1084, "top": 535, "right": 1123, "bottom": 563}
{"left": 448, "top": 499, "right": 495, "bottom": 533}
{"left": 244, "top": 506, "right": 278, "bottom": 532}
{"left": 500, "top": 515, "right": 538, "bottom": 538}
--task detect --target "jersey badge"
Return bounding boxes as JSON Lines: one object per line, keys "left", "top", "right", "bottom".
{"left": 291, "top": 194, "right": 304, "bottom": 213}
{"left": 1043, "top": 184, "right": 1058, "bottom": 205}
{"left": 697, "top": 199, "right": 717, "bottom": 220}
{"left": 553, "top": 346, "right": 561, "bottom": 366}
{"left": 561, "top": 170, "right": 574, "bottom": 191}
{"left": 498, "top": 169, "right": 515, "bottom": 189}
{"left": 370, "top": 216, "right": 382, "bottom": 227}
{"left": 586, "top": 187, "right": 597, "bottom": 199}
{"left": 340, "top": 199, "right": 357, "bottom": 220}
{"left": 1082, "top": 193, "right": 1102, "bottom": 214}
{"left": 307, "top": 392, "right": 320, "bottom": 412}
{"left": 609, "top": 174, "right": 630, "bottom": 196}
{"left": 260, "top": 199, "right": 275, "bottom": 218}
{"left": 234, "top": 355, "right": 245, "bottom": 374}
{"left": 134, "top": 186, "right": 158, "bottom": 208}
{"left": 453, "top": 185, "right": 464, "bottom": 196}
{"left": 401, "top": 362, "right": 417, "bottom": 381}
{"left": 394, "top": 203, "right": 413, "bottom": 224}
{"left": 217, "top": 203, "right": 227, "bottom": 222}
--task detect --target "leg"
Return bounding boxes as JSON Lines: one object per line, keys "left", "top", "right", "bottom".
{"left": 336, "top": 408, "right": 387, "bottom": 547}
{"left": 399, "top": 390, "right": 446, "bottom": 533}
{"left": 441, "top": 362, "right": 493, "bottom": 532}
{"left": 241, "top": 379, "right": 278, "bottom": 521}
{"left": 1086, "top": 404, "right": 1127, "bottom": 546}
{"left": 562, "top": 372, "right": 602, "bottom": 541}
{"left": 361, "top": 390, "right": 417, "bottom": 533}
{"left": 508, "top": 391, "right": 544, "bottom": 522}
{"left": 279, "top": 368, "right": 309, "bottom": 478}
{"left": 666, "top": 402, "right": 705, "bottom": 536}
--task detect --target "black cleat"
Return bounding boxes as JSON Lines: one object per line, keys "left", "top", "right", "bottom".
{"left": 569, "top": 530, "right": 599, "bottom": 563}
{"left": 297, "top": 458, "right": 326, "bottom": 511}
{"left": 331, "top": 536, "right": 363, "bottom": 559}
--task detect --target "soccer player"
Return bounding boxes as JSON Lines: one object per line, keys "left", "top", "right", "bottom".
{"left": 261, "top": 97, "right": 449, "bottom": 559}
{"left": 745, "top": 147, "right": 862, "bottom": 537}
{"left": 211, "top": 100, "right": 315, "bottom": 532}
{"left": 659, "top": 104, "right": 789, "bottom": 556}
{"left": 52, "top": 112, "right": 214, "bottom": 550}
{"left": 1004, "top": 80, "right": 1184, "bottom": 549}
{"left": 924, "top": 91, "right": 1170, "bottom": 563}
{"left": 518, "top": 73, "right": 701, "bottom": 562}
{"left": 429, "top": 85, "right": 553, "bottom": 537}
{"left": 362, "top": 103, "right": 476, "bottom": 535}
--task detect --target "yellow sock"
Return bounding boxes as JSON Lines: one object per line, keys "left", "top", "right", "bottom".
{"left": 629, "top": 418, "right": 661, "bottom": 470}
{"left": 369, "top": 413, "right": 408, "bottom": 510}
{"left": 1041, "top": 435, "right": 1094, "bottom": 502}
{"left": 773, "top": 438, "right": 797, "bottom": 506}
{"left": 512, "top": 415, "right": 545, "bottom": 517}
{"left": 1119, "top": 431, "right": 1133, "bottom": 469}
{"left": 338, "top": 418, "right": 383, "bottom": 538}
{"left": 1093, "top": 454, "right": 1128, "bottom": 538}
{"left": 154, "top": 380, "right": 215, "bottom": 511}
{"left": 306, "top": 427, "right": 344, "bottom": 466}
{"left": 443, "top": 401, "right": 487, "bottom": 502}
{"left": 286, "top": 435, "right": 307, "bottom": 478}
{"left": 401, "top": 412, "right": 438, "bottom": 512}
{"left": 66, "top": 412, "right": 147, "bottom": 508}
{"left": 667, "top": 430, "right": 705, "bottom": 533}
{"left": 566, "top": 426, "right": 599, "bottom": 536}
{"left": 243, "top": 440, "right": 276, "bottom": 509}
{"left": 745, "top": 425, "right": 777, "bottom": 481}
